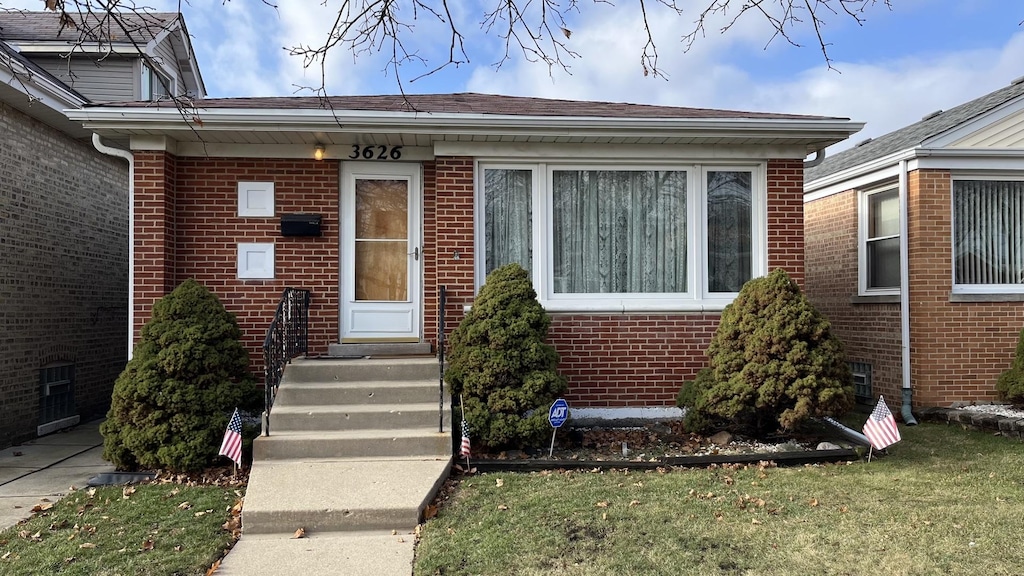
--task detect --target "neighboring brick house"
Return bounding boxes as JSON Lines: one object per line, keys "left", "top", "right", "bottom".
{"left": 0, "top": 11, "right": 204, "bottom": 447}
{"left": 804, "top": 78, "right": 1024, "bottom": 419}
{"left": 67, "top": 94, "right": 861, "bottom": 420}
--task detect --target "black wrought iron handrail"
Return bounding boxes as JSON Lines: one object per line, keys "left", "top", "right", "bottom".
{"left": 262, "top": 288, "right": 311, "bottom": 436}
{"left": 438, "top": 285, "right": 447, "bottom": 433}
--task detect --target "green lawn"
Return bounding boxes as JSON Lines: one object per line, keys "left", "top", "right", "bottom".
{"left": 415, "top": 422, "right": 1024, "bottom": 575}
{"left": 0, "top": 483, "right": 239, "bottom": 576}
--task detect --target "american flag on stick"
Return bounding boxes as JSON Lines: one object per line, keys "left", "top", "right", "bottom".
{"left": 863, "top": 396, "right": 901, "bottom": 450}
{"left": 460, "top": 419, "right": 472, "bottom": 459}
{"left": 218, "top": 408, "right": 243, "bottom": 466}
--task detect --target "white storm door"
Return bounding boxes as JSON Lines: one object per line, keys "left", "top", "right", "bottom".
{"left": 341, "top": 162, "right": 422, "bottom": 341}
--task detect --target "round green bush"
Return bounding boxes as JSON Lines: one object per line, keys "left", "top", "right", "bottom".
{"left": 997, "top": 327, "right": 1024, "bottom": 406}
{"left": 445, "top": 263, "right": 567, "bottom": 450}
{"left": 101, "top": 279, "right": 258, "bottom": 472}
{"left": 680, "top": 269, "right": 853, "bottom": 436}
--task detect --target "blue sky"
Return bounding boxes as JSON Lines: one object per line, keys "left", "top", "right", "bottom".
{"left": 6, "top": 0, "right": 1022, "bottom": 151}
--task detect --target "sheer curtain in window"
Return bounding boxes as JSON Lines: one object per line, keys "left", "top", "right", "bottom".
{"left": 483, "top": 169, "right": 533, "bottom": 274}
{"left": 707, "top": 171, "right": 752, "bottom": 292}
{"left": 954, "top": 180, "right": 1024, "bottom": 285}
{"left": 551, "top": 170, "right": 687, "bottom": 293}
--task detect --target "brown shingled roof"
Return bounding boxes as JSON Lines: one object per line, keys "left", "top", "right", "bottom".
{"left": 0, "top": 11, "right": 177, "bottom": 43}
{"left": 90, "top": 92, "right": 843, "bottom": 120}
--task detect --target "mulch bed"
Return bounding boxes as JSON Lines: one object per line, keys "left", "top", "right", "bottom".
{"left": 458, "top": 420, "right": 858, "bottom": 473}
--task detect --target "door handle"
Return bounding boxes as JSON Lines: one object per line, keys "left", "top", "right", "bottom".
{"left": 410, "top": 247, "right": 420, "bottom": 261}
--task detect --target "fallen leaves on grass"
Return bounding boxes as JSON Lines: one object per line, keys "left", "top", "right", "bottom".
{"left": 423, "top": 504, "right": 438, "bottom": 520}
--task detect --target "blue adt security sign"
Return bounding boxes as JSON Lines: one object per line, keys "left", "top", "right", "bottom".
{"left": 548, "top": 398, "right": 569, "bottom": 428}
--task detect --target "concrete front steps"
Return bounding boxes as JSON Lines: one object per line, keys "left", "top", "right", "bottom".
{"left": 218, "top": 356, "right": 451, "bottom": 576}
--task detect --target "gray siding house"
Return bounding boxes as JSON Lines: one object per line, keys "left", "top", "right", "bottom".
{"left": 0, "top": 11, "right": 204, "bottom": 448}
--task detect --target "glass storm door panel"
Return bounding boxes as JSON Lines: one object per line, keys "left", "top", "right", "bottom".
{"left": 341, "top": 163, "right": 421, "bottom": 341}
{"left": 355, "top": 179, "right": 409, "bottom": 301}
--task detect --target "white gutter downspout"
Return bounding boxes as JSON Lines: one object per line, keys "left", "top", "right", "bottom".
{"left": 898, "top": 159, "right": 917, "bottom": 425}
{"left": 91, "top": 134, "right": 135, "bottom": 360}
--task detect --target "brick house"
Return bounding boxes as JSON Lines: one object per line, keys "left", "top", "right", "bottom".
{"left": 67, "top": 94, "right": 861, "bottom": 420}
{"left": 0, "top": 12, "right": 203, "bottom": 447}
{"left": 804, "top": 77, "right": 1024, "bottom": 419}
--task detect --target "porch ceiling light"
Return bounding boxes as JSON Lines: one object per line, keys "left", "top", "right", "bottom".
{"left": 313, "top": 144, "right": 325, "bottom": 161}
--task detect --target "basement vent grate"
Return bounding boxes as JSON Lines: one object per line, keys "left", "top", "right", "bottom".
{"left": 850, "top": 362, "right": 872, "bottom": 404}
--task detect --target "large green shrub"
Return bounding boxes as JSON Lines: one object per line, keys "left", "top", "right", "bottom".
{"left": 679, "top": 269, "right": 853, "bottom": 436}
{"left": 997, "top": 327, "right": 1024, "bottom": 406}
{"left": 101, "top": 279, "right": 258, "bottom": 472}
{"left": 446, "top": 264, "right": 567, "bottom": 450}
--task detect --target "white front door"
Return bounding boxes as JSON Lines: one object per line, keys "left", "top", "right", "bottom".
{"left": 341, "top": 162, "right": 421, "bottom": 341}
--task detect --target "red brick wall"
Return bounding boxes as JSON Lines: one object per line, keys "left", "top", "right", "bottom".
{"left": 767, "top": 159, "right": 806, "bottom": 285}
{"left": 424, "top": 157, "right": 804, "bottom": 407}
{"left": 804, "top": 189, "right": 903, "bottom": 403}
{"left": 134, "top": 151, "right": 177, "bottom": 338}
{"left": 133, "top": 156, "right": 340, "bottom": 375}
{"left": 136, "top": 154, "right": 811, "bottom": 408}
{"left": 907, "top": 170, "right": 1023, "bottom": 405}
{"left": 425, "top": 157, "right": 475, "bottom": 348}
{"left": 805, "top": 169, "right": 1024, "bottom": 409}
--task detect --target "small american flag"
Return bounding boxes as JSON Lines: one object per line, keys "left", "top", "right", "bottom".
{"left": 218, "top": 408, "right": 243, "bottom": 466}
{"left": 460, "top": 419, "right": 471, "bottom": 459}
{"left": 863, "top": 396, "right": 901, "bottom": 450}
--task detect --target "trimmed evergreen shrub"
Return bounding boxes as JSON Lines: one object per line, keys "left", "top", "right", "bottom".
{"left": 679, "top": 269, "right": 853, "bottom": 436}
{"left": 101, "top": 279, "right": 258, "bottom": 472}
{"left": 997, "top": 327, "right": 1024, "bottom": 406}
{"left": 445, "top": 263, "right": 567, "bottom": 450}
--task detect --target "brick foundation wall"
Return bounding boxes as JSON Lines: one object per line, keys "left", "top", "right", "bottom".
{"left": 0, "top": 102, "right": 128, "bottom": 448}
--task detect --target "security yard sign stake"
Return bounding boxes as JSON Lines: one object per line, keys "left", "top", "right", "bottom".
{"left": 548, "top": 398, "right": 569, "bottom": 457}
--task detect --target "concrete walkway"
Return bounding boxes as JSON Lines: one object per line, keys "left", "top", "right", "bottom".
{"left": 0, "top": 420, "right": 114, "bottom": 531}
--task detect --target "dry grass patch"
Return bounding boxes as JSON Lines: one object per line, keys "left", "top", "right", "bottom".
{"left": 0, "top": 483, "right": 240, "bottom": 576}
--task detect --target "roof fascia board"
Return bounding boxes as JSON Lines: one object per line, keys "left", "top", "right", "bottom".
{"left": 911, "top": 148, "right": 1024, "bottom": 171}
{"left": 805, "top": 148, "right": 917, "bottom": 194}
{"left": 66, "top": 107, "right": 864, "bottom": 139}
{"left": 1, "top": 56, "right": 87, "bottom": 111}
{"left": 175, "top": 24, "right": 205, "bottom": 97}
{"left": 14, "top": 41, "right": 143, "bottom": 55}
{"left": 805, "top": 146, "right": 1024, "bottom": 201}
{"left": 436, "top": 141, "right": 811, "bottom": 160}
{"left": 923, "top": 94, "right": 1024, "bottom": 149}
{"left": 804, "top": 164, "right": 902, "bottom": 202}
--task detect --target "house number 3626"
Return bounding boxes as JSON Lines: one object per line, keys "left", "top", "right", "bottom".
{"left": 348, "top": 145, "right": 403, "bottom": 160}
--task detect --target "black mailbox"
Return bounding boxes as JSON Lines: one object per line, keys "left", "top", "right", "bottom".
{"left": 281, "top": 213, "right": 322, "bottom": 237}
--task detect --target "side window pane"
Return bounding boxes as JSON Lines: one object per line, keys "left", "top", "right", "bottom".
{"left": 551, "top": 170, "right": 687, "bottom": 294}
{"left": 484, "top": 169, "right": 532, "bottom": 275}
{"left": 865, "top": 189, "right": 900, "bottom": 289}
{"left": 707, "top": 171, "right": 752, "bottom": 293}
{"left": 954, "top": 180, "right": 1024, "bottom": 285}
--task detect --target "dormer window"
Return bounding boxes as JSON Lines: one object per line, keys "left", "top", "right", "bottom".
{"left": 141, "top": 62, "right": 169, "bottom": 101}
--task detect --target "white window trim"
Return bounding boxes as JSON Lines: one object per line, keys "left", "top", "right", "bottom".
{"left": 140, "top": 61, "right": 175, "bottom": 101}
{"left": 858, "top": 184, "right": 901, "bottom": 296}
{"left": 950, "top": 174, "right": 1024, "bottom": 294}
{"left": 475, "top": 160, "right": 767, "bottom": 312}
